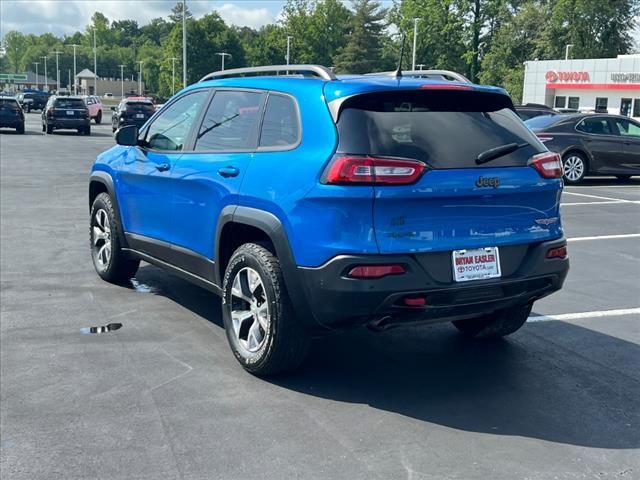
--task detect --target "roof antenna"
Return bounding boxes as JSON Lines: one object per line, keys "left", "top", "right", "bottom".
{"left": 394, "top": 34, "right": 407, "bottom": 78}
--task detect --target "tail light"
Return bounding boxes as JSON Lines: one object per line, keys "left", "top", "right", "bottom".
{"left": 529, "top": 152, "right": 563, "bottom": 179}
{"left": 536, "top": 135, "right": 554, "bottom": 143}
{"left": 323, "top": 155, "right": 426, "bottom": 185}
{"left": 347, "top": 264, "right": 406, "bottom": 279}
{"left": 47, "top": 107, "right": 54, "bottom": 115}
{"left": 546, "top": 245, "right": 567, "bottom": 259}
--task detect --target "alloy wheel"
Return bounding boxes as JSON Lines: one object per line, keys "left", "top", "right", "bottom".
{"left": 92, "top": 209, "right": 112, "bottom": 268}
{"left": 563, "top": 155, "right": 585, "bottom": 182}
{"left": 230, "top": 267, "right": 270, "bottom": 353}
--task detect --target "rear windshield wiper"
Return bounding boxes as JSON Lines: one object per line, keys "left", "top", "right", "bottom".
{"left": 475, "top": 142, "right": 530, "bottom": 165}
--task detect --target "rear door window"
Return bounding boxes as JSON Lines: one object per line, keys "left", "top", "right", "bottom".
{"left": 336, "top": 90, "right": 544, "bottom": 169}
{"left": 576, "top": 118, "right": 613, "bottom": 136}
{"left": 195, "top": 90, "right": 264, "bottom": 151}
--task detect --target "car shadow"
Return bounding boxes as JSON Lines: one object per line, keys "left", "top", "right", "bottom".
{"left": 0, "top": 129, "right": 39, "bottom": 136}
{"left": 45, "top": 130, "right": 113, "bottom": 138}
{"left": 132, "top": 264, "right": 640, "bottom": 450}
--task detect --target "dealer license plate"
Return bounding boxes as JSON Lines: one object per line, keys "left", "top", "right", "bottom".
{"left": 66, "top": 110, "right": 74, "bottom": 115}
{"left": 136, "top": 113, "right": 144, "bottom": 119}
{"left": 452, "top": 247, "right": 501, "bottom": 282}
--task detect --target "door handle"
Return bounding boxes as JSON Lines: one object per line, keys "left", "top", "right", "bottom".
{"left": 218, "top": 166, "right": 240, "bottom": 178}
{"left": 155, "top": 163, "right": 170, "bottom": 172}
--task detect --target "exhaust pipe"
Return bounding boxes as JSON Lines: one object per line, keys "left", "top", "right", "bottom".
{"left": 367, "top": 316, "right": 394, "bottom": 332}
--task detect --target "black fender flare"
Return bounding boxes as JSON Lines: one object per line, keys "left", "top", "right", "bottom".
{"left": 89, "top": 171, "right": 128, "bottom": 248}
{"left": 215, "top": 206, "right": 324, "bottom": 331}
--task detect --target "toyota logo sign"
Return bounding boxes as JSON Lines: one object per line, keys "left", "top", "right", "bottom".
{"left": 545, "top": 70, "right": 589, "bottom": 82}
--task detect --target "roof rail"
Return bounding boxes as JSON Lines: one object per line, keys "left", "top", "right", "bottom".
{"left": 365, "top": 69, "right": 471, "bottom": 83}
{"left": 200, "top": 64, "right": 337, "bottom": 82}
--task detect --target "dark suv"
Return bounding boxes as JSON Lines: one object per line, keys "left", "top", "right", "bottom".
{"left": 16, "top": 91, "right": 50, "bottom": 112}
{"left": 0, "top": 96, "right": 25, "bottom": 134}
{"left": 111, "top": 97, "right": 155, "bottom": 132}
{"left": 89, "top": 65, "right": 569, "bottom": 375}
{"left": 42, "top": 96, "right": 91, "bottom": 135}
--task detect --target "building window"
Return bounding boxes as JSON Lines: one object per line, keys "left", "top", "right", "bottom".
{"left": 554, "top": 96, "right": 566, "bottom": 108}
{"left": 595, "top": 97, "right": 608, "bottom": 113}
{"left": 568, "top": 97, "right": 579, "bottom": 109}
{"left": 633, "top": 99, "right": 640, "bottom": 118}
{"left": 620, "top": 98, "right": 632, "bottom": 117}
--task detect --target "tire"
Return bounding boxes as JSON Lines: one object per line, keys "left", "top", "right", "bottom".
{"left": 112, "top": 124, "right": 117, "bottom": 133}
{"left": 25, "top": 104, "right": 30, "bottom": 113}
{"left": 222, "top": 243, "right": 310, "bottom": 376}
{"left": 42, "top": 123, "right": 46, "bottom": 132}
{"left": 616, "top": 175, "right": 632, "bottom": 181}
{"left": 562, "top": 152, "right": 587, "bottom": 184}
{"left": 90, "top": 193, "right": 139, "bottom": 284}
{"left": 17, "top": 125, "right": 25, "bottom": 134}
{"left": 85, "top": 126, "right": 91, "bottom": 136}
{"left": 95, "top": 111, "right": 102, "bottom": 124}
{"left": 452, "top": 303, "right": 533, "bottom": 339}
{"left": 46, "top": 124, "right": 53, "bottom": 134}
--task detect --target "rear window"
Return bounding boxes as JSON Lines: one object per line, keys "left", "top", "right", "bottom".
{"left": 524, "top": 114, "right": 564, "bottom": 129}
{"left": 54, "top": 98, "right": 86, "bottom": 109}
{"left": 336, "top": 90, "right": 543, "bottom": 169}
{"left": 0, "top": 98, "right": 19, "bottom": 108}
{"left": 125, "top": 101, "right": 154, "bottom": 112}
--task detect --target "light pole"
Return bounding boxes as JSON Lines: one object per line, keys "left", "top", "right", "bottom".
{"left": 69, "top": 44, "right": 79, "bottom": 94}
{"left": 182, "top": 0, "right": 187, "bottom": 88}
{"left": 416, "top": 64, "right": 425, "bottom": 71}
{"left": 118, "top": 64, "right": 125, "bottom": 98}
{"left": 170, "top": 57, "right": 177, "bottom": 94}
{"left": 412, "top": 17, "right": 420, "bottom": 71}
{"left": 565, "top": 44, "right": 574, "bottom": 60}
{"left": 52, "top": 50, "right": 62, "bottom": 92}
{"left": 286, "top": 35, "right": 293, "bottom": 66}
{"left": 93, "top": 28, "right": 98, "bottom": 95}
{"left": 137, "top": 60, "right": 144, "bottom": 95}
{"left": 33, "top": 62, "right": 39, "bottom": 89}
{"left": 41, "top": 56, "right": 48, "bottom": 91}
{"left": 216, "top": 52, "right": 231, "bottom": 71}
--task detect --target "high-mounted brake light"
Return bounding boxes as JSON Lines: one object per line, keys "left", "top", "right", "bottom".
{"left": 347, "top": 264, "right": 406, "bottom": 279}
{"left": 420, "top": 84, "right": 474, "bottom": 90}
{"left": 529, "top": 152, "right": 563, "bottom": 179}
{"left": 324, "top": 155, "right": 426, "bottom": 185}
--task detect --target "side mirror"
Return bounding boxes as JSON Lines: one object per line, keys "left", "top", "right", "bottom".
{"left": 115, "top": 125, "right": 139, "bottom": 147}
{"left": 110, "top": 106, "right": 116, "bottom": 111}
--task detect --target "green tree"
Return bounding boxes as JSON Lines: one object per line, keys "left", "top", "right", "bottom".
{"left": 333, "top": 0, "right": 387, "bottom": 73}
{"left": 3, "top": 31, "right": 26, "bottom": 73}
{"left": 169, "top": 2, "right": 193, "bottom": 23}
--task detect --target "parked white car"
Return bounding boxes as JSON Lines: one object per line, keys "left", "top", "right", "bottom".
{"left": 84, "top": 95, "right": 104, "bottom": 124}
{"left": 103, "top": 92, "right": 113, "bottom": 99}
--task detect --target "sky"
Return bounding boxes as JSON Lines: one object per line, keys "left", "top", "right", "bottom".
{"left": 0, "top": 0, "right": 638, "bottom": 49}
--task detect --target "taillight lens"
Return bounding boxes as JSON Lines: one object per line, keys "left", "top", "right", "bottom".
{"left": 324, "top": 155, "right": 426, "bottom": 185}
{"left": 536, "top": 135, "right": 553, "bottom": 143}
{"left": 546, "top": 245, "right": 567, "bottom": 259}
{"left": 529, "top": 152, "right": 563, "bottom": 179}
{"left": 347, "top": 264, "right": 406, "bottom": 279}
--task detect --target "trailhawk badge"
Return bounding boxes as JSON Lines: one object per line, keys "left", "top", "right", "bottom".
{"left": 535, "top": 217, "right": 559, "bottom": 226}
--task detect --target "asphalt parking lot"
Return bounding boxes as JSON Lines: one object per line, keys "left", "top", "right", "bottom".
{"left": 1, "top": 113, "right": 639, "bottom": 480}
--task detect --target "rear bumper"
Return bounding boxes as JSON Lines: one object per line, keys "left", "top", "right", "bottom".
{"left": 48, "top": 118, "right": 90, "bottom": 129}
{"left": 0, "top": 118, "right": 23, "bottom": 128}
{"left": 295, "top": 238, "right": 569, "bottom": 329}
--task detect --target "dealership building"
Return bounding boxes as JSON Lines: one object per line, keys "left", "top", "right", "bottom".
{"left": 522, "top": 54, "right": 640, "bottom": 119}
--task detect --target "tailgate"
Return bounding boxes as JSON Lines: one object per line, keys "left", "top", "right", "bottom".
{"left": 334, "top": 88, "right": 564, "bottom": 254}
{"left": 373, "top": 167, "right": 562, "bottom": 253}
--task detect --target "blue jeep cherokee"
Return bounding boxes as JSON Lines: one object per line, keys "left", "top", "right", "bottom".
{"left": 89, "top": 65, "right": 569, "bottom": 375}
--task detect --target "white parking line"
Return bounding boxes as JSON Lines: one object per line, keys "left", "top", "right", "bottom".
{"left": 528, "top": 307, "right": 640, "bottom": 322}
{"left": 567, "top": 233, "right": 640, "bottom": 242}
{"left": 562, "top": 191, "right": 634, "bottom": 203}
{"left": 561, "top": 200, "right": 633, "bottom": 206}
